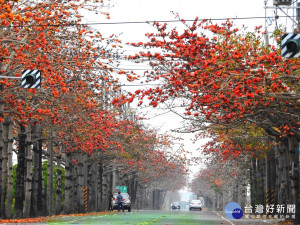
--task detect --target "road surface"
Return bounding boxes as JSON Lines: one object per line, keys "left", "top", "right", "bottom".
{"left": 4, "top": 210, "right": 285, "bottom": 224}
{"left": 43, "top": 209, "right": 283, "bottom": 225}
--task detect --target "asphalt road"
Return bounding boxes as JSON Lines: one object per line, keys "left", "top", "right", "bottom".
{"left": 43, "top": 209, "right": 283, "bottom": 225}
{"left": 4, "top": 210, "right": 285, "bottom": 225}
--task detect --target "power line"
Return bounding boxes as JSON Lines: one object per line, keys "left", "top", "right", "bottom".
{"left": 119, "top": 83, "right": 163, "bottom": 87}
{"left": 0, "top": 16, "right": 290, "bottom": 28}
{"left": 81, "top": 16, "right": 271, "bottom": 25}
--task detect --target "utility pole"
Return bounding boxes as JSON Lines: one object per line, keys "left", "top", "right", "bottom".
{"left": 265, "top": 0, "right": 269, "bottom": 47}
{"left": 266, "top": 0, "right": 295, "bottom": 32}
{"left": 265, "top": 2, "right": 300, "bottom": 225}
{"left": 297, "top": 2, "right": 300, "bottom": 31}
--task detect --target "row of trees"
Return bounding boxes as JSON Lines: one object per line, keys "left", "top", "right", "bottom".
{"left": 190, "top": 121, "right": 298, "bottom": 219}
{"left": 0, "top": 117, "right": 187, "bottom": 219}
{"left": 0, "top": 0, "right": 187, "bottom": 219}
{"left": 2, "top": 0, "right": 299, "bottom": 223}
{"left": 116, "top": 17, "right": 300, "bottom": 224}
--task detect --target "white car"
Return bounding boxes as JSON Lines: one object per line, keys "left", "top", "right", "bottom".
{"left": 111, "top": 193, "right": 131, "bottom": 212}
{"left": 189, "top": 199, "right": 202, "bottom": 211}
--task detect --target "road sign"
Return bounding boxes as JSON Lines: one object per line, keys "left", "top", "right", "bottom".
{"left": 21, "top": 70, "right": 41, "bottom": 88}
{"left": 116, "top": 186, "right": 127, "bottom": 193}
{"left": 281, "top": 33, "right": 300, "bottom": 58}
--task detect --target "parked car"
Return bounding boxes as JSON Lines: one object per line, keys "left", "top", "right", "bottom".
{"left": 189, "top": 199, "right": 202, "bottom": 211}
{"left": 171, "top": 202, "right": 180, "bottom": 210}
{"left": 111, "top": 193, "right": 131, "bottom": 212}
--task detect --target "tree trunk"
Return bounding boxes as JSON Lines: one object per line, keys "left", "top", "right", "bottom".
{"left": 288, "top": 137, "right": 298, "bottom": 203}
{"left": 287, "top": 137, "right": 299, "bottom": 225}
{"left": 62, "top": 153, "right": 73, "bottom": 214}
{"left": 296, "top": 139, "right": 300, "bottom": 225}
{"left": 76, "top": 154, "right": 87, "bottom": 213}
{"left": 107, "top": 172, "right": 112, "bottom": 211}
{"left": 31, "top": 138, "right": 38, "bottom": 217}
{"left": 88, "top": 163, "right": 95, "bottom": 211}
{"left": 101, "top": 165, "right": 108, "bottom": 211}
{"left": 31, "top": 123, "right": 40, "bottom": 217}
{"left": 0, "top": 105, "right": 3, "bottom": 218}
{"left": 76, "top": 155, "right": 84, "bottom": 213}
{"left": 257, "top": 159, "right": 265, "bottom": 205}
{"left": 238, "top": 171, "right": 247, "bottom": 209}
{"left": 5, "top": 116, "right": 13, "bottom": 218}
{"left": 97, "top": 163, "right": 103, "bottom": 211}
{"left": 55, "top": 152, "right": 62, "bottom": 215}
{"left": 1, "top": 116, "right": 9, "bottom": 218}
{"left": 37, "top": 136, "right": 46, "bottom": 216}
{"left": 73, "top": 160, "right": 79, "bottom": 213}
{"left": 14, "top": 123, "right": 27, "bottom": 218}
{"left": 283, "top": 141, "right": 291, "bottom": 204}
{"left": 23, "top": 125, "right": 33, "bottom": 218}
{"left": 83, "top": 156, "right": 88, "bottom": 212}
{"left": 277, "top": 144, "right": 284, "bottom": 204}
{"left": 250, "top": 157, "right": 257, "bottom": 206}
{"left": 269, "top": 151, "right": 276, "bottom": 207}
{"left": 265, "top": 153, "right": 271, "bottom": 208}
{"left": 47, "top": 130, "right": 54, "bottom": 216}
{"left": 138, "top": 184, "right": 145, "bottom": 210}
{"left": 130, "top": 177, "right": 137, "bottom": 209}
{"left": 233, "top": 178, "right": 238, "bottom": 203}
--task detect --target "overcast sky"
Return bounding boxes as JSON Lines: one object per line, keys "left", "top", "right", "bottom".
{"left": 83, "top": 0, "right": 295, "bottom": 176}
{"left": 87, "top": 0, "right": 267, "bottom": 42}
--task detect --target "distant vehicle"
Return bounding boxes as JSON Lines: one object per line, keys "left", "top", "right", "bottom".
{"left": 180, "top": 201, "right": 189, "bottom": 211}
{"left": 171, "top": 202, "right": 180, "bottom": 210}
{"left": 111, "top": 192, "right": 131, "bottom": 212}
{"left": 199, "top": 197, "right": 205, "bottom": 207}
{"left": 189, "top": 199, "right": 202, "bottom": 211}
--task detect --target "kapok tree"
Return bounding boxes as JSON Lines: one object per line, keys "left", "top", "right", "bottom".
{"left": 0, "top": 0, "right": 125, "bottom": 218}
{"left": 191, "top": 139, "right": 252, "bottom": 210}
{"left": 114, "top": 17, "right": 299, "bottom": 221}
{"left": 199, "top": 126, "right": 269, "bottom": 206}
{"left": 111, "top": 118, "right": 188, "bottom": 191}
{"left": 120, "top": 19, "right": 299, "bottom": 136}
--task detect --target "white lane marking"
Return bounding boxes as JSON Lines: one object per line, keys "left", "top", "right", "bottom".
{"left": 67, "top": 216, "right": 103, "bottom": 224}
{"left": 213, "top": 211, "right": 235, "bottom": 225}
{"left": 68, "top": 218, "right": 87, "bottom": 223}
